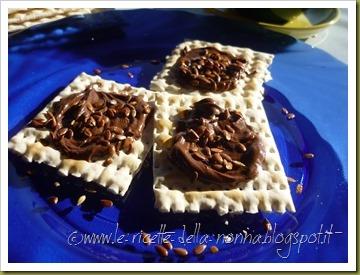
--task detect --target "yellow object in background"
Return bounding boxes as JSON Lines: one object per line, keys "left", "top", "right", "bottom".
{"left": 207, "top": 8, "right": 340, "bottom": 40}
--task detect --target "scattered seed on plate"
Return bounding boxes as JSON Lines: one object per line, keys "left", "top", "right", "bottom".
{"left": 93, "top": 68, "right": 102, "bottom": 75}
{"left": 162, "top": 240, "right": 173, "bottom": 250}
{"left": 210, "top": 245, "right": 219, "bottom": 254}
{"left": 155, "top": 245, "right": 168, "bottom": 257}
{"left": 100, "top": 199, "right": 113, "bottom": 207}
{"left": 263, "top": 219, "right": 272, "bottom": 232}
{"left": 53, "top": 181, "right": 61, "bottom": 187}
{"left": 286, "top": 113, "right": 296, "bottom": 120}
{"left": 121, "top": 64, "right": 130, "bottom": 69}
{"left": 127, "top": 72, "right": 134, "bottom": 78}
{"left": 296, "top": 184, "right": 303, "bottom": 194}
{"left": 304, "top": 153, "right": 315, "bottom": 159}
{"left": 287, "top": 176, "right": 297, "bottom": 183}
{"left": 48, "top": 196, "right": 59, "bottom": 205}
{"left": 76, "top": 195, "right": 86, "bottom": 206}
{"left": 193, "top": 244, "right": 207, "bottom": 256}
{"left": 281, "top": 107, "right": 289, "bottom": 115}
{"left": 173, "top": 247, "right": 188, "bottom": 257}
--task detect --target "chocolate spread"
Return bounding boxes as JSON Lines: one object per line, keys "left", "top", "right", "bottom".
{"left": 170, "top": 98, "right": 265, "bottom": 187}
{"left": 29, "top": 86, "right": 152, "bottom": 164}
{"left": 174, "top": 47, "right": 247, "bottom": 92}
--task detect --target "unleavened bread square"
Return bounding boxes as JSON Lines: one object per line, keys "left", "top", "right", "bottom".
{"left": 153, "top": 92, "right": 296, "bottom": 215}
{"left": 8, "top": 8, "right": 97, "bottom": 32}
{"left": 9, "top": 72, "right": 155, "bottom": 196}
{"left": 150, "top": 40, "right": 274, "bottom": 100}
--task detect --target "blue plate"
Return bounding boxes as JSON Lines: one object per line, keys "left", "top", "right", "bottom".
{"left": 8, "top": 9, "right": 348, "bottom": 263}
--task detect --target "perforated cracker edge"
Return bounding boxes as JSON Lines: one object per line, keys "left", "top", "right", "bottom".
{"left": 152, "top": 91, "right": 296, "bottom": 215}
{"left": 9, "top": 72, "right": 155, "bottom": 196}
{"left": 150, "top": 40, "right": 274, "bottom": 99}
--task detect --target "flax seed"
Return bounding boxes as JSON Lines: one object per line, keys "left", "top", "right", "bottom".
{"left": 213, "top": 164, "right": 223, "bottom": 170}
{"left": 287, "top": 176, "right": 297, "bottom": 183}
{"left": 93, "top": 68, "right": 102, "bottom": 75}
{"left": 224, "top": 160, "right": 233, "bottom": 170}
{"left": 238, "top": 143, "right": 247, "bottom": 152}
{"left": 100, "top": 199, "right": 113, "bottom": 207}
{"left": 88, "top": 117, "right": 96, "bottom": 127}
{"left": 281, "top": 107, "right": 289, "bottom": 115}
{"left": 48, "top": 196, "right": 59, "bottom": 205}
{"left": 122, "top": 138, "right": 132, "bottom": 154}
{"left": 204, "top": 146, "right": 212, "bottom": 157}
{"left": 296, "top": 184, "right": 303, "bottom": 194}
{"left": 104, "top": 129, "right": 112, "bottom": 140}
{"left": 213, "top": 153, "right": 223, "bottom": 164}
{"left": 162, "top": 240, "right": 173, "bottom": 250}
{"left": 83, "top": 128, "right": 92, "bottom": 137}
{"left": 155, "top": 245, "right": 168, "bottom": 257}
{"left": 210, "top": 147, "right": 223, "bottom": 153}
{"left": 286, "top": 113, "right": 295, "bottom": 120}
{"left": 188, "top": 129, "right": 200, "bottom": 140}
{"left": 223, "top": 130, "right": 231, "bottom": 141}
{"left": 232, "top": 160, "right": 246, "bottom": 167}
{"left": 225, "top": 124, "right": 235, "bottom": 133}
{"left": 210, "top": 245, "right": 219, "bottom": 254}
{"left": 304, "top": 153, "right": 315, "bottom": 159}
{"left": 193, "top": 244, "right": 207, "bottom": 256}
{"left": 76, "top": 195, "right": 86, "bottom": 206}
{"left": 263, "top": 219, "right": 272, "bottom": 232}
{"left": 220, "top": 152, "right": 232, "bottom": 162}
{"left": 173, "top": 247, "right": 188, "bottom": 257}
{"left": 193, "top": 151, "right": 206, "bottom": 161}
{"left": 123, "top": 106, "right": 131, "bottom": 117}
{"left": 112, "top": 126, "right": 123, "bottom": 135}
{"left": 30, "top": 118, "right": 46, "bottom": 127}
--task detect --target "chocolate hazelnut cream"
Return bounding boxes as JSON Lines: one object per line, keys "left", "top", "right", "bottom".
{"left": 29, "top": 86, "right": 152, "bottom": 164}
{"left": 174, "top": 47, "right": 247, "bottom": 92}
{"left": 170, "top": 98, "right": 265, "bottom": 187}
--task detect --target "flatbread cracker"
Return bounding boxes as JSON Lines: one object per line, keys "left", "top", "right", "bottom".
{"left": 150, "top": 40, "right": 274, "bottom": 100}
{"left": 153, "top": 92, "right": 295, "bottom": 215}
{"left": 9, "top": 73, "right": 155, "bottom": 196}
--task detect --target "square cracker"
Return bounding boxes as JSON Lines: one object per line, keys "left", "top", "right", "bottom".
{"left": 150, "top": 40, "right": 274, "bottom": 100}
{"left": 9, "top": 72, "right": 155, "bottom": 196}
{"left": 8, "top": 8, "right": 96, "bottom": 32}
{"left": 153, "top": 91, "right": 296, "bottom": 216}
